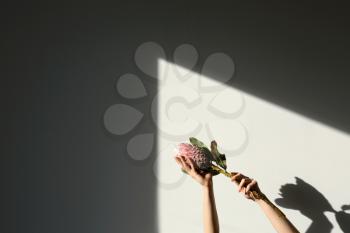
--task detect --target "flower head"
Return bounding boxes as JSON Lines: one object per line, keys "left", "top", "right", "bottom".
{"left": 177, "top": 143, "right": 212, "bottom": 170}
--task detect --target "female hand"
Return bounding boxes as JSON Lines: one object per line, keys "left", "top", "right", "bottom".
{"left": 231, "top": 172, "right": 262, "bottom": 201}
{"left": 175, "top": 155, "right": 213, "bottom": 187}
{"left": 231, "top": 173, "right": 300, "bottom": 233}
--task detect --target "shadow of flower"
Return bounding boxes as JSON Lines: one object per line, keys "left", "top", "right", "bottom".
{"left": 275, "top": 177, "right": 334, "bottom": 233}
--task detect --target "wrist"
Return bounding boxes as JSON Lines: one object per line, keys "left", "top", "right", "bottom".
{"left": 254, "top": 192, "right": 268, "bottom": 205}
{"left": 255, "top": 198, "right": 265, "bottom": 205}
{"left": 255, "top": 193, "right": 287, "bottom": 218}
{"left": 202, "top": 182, "right": 213, "bottom": 190}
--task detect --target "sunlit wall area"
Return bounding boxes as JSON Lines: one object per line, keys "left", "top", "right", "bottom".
{"left": 156, "top": 60, "right": 350, "bottom": 233}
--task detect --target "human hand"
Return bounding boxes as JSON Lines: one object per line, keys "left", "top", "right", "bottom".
{"left": 175, "top": 155, "right": 213, "bottom": 187}
{"left": 231, "top": 172, "right": 263, "bottom": 201}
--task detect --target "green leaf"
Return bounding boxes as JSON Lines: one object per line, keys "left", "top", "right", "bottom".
{"left": 189, "top": 137, "right": 214, "bottom": 161}
{"left": 200, "top": 147, "right": 215, "bottom": 162}
{"left": 189, "top": 137, "right": 206, "bottom": 148}
{"left": 210, "top": 140, "right": 227, "bottom": 170}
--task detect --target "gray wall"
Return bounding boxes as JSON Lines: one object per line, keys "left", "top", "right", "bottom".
{"left": 6, "top": 1, "right": 350, "bottom": 233}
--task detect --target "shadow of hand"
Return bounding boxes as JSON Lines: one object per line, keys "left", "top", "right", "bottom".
{"left": 275, "top": 177, "right": 334, "bottom": 233}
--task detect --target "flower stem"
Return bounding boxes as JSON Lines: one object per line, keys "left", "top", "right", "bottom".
{"left": 211, "top": 164, "right": 233, "bottom": 177}
{"left": 210, "top": 164, "right": 286, "bottom": 218}
{"left": 211, "top": 165, "right": 267, "bottom": 200}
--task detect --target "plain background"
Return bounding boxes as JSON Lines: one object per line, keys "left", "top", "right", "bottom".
{"left": 5, "top": 1, "right": 350, "bottom": 233}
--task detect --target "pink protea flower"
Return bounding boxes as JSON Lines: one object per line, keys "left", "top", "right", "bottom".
{"left": 175, "top": 137, "right": 267, "bottom": 202}
{"left": 176, "top": 143, "right": 212, "bottom": 170}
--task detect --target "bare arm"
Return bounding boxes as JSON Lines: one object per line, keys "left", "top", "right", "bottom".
{"left": 175, "top": 156, "right": 220, "bottom": 233}
{"left": 231, "top": 173, "right": 299, "bottom": 233}
{"left": 256, "top": 195, "right": 299, "bottom": 233}
{"left": 203, "top": 180, "right": 220, "bottom": 233}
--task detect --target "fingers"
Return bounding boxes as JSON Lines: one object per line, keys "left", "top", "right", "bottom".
{"left": 175, "top": 155, "right": 194, "bottom": 173}
{"left": 179, "top": 156, "right": 191, "bottom": 171}
{"left": 231, "top": 172, "right": 256, "bottom": 195}
{"left": 174, "top": 156, "right": 184, "bottom": 169}
{"left": 231, "top": 173, "right": 249, "bottom": 185}
{"left": 238, "top": 178, "right": 247, "bottom": 192}
{"left": 174, "top": 156, "right": 186, "bottom": 169}
{"left": 174, "top": 156, "right": 181, "bottom": 165}
{"left": 246, "top": 179, "right": 257, "bottom": 193}
{"left": 231, "top": 172, "right": 241, "bottom": 184}
{"left": 187, "top": 158, "right": 207, "bottom": 181}
{"left": 186, "top": 157, "right": 196, "bottom": 170}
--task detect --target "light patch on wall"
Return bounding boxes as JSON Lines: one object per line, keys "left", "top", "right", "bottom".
{"left": 155, "top": 59, "right": 350, "bottom": 233}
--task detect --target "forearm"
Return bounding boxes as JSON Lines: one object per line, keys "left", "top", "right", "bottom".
{"left": 256, "top": 194, "right": 299, "bottom": 233}
{"left": 203, "top": 184, "right": 220, "bottom": 233}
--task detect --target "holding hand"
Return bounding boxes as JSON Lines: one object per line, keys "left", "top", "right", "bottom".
{"left": 175, "top": 155, "right": 213, "bottom": 187}
{"left": 230, "top": 172, "right": 263, "bottom": 201}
